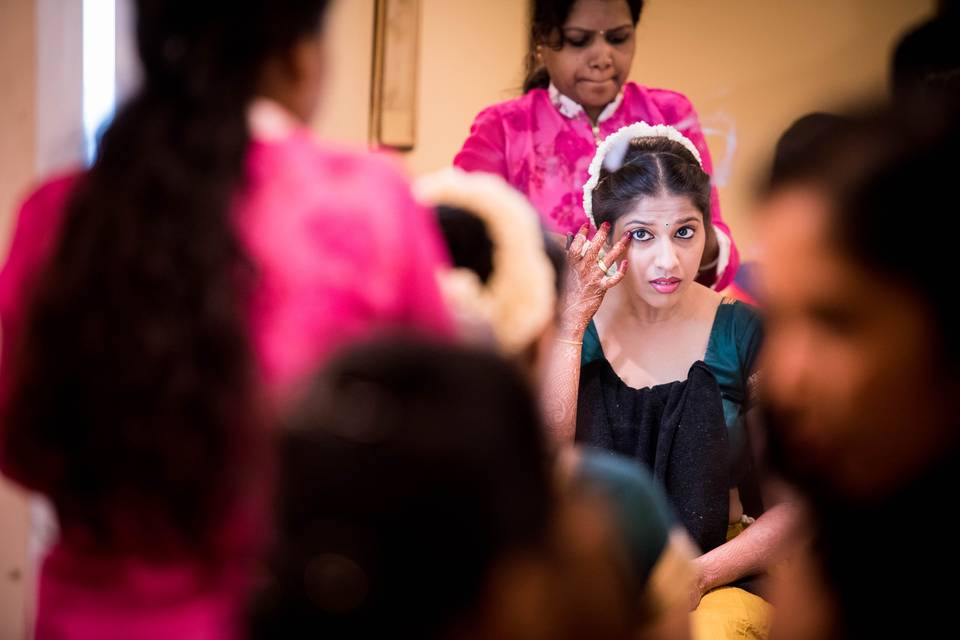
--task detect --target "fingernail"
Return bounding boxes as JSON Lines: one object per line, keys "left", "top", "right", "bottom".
{"left": 601, "top": 221, "right": 610, "bottom": 230}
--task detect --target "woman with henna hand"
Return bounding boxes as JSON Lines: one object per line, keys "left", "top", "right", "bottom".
{"left": 542, "top": 124, "right": 799, "bottom": 640}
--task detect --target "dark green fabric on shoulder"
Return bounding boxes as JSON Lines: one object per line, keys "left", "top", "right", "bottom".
{"left": 704, "top": 300, "right": 763, "bottom": 482}
{"left": 574, "top": 448, "right": 674, "bottom": 584}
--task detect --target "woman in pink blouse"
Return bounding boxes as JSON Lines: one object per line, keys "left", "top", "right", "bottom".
{"left": 0, "top": 1, "right": 449, "bottom": 638}
{"left": 455, "top": 0, "right": 738, "bottom": 290}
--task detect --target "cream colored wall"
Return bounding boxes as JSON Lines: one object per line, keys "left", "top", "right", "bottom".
{"left": 312, "top": 0, "right": 377, "bottom": 143}
{"left": 0, "top": 0, "right": 34, "bottom": 635}
{"left": 311, "top": 0, "right": 530, "bottom": 172}
{"left": 402, "top": 0, "right": 530, "bottom": 176}
{"left": 632, "top": 0, "right": 935, "bottom": 259}
{"left": 0, "top": 0, "right": 38, "bottom": 248}
{"left": 0, "top": 482, "right": 29, "bottom": 640}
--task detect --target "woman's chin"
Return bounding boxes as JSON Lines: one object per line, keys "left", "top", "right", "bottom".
{"left": 574, "top": 81, "right": 620, "bottom": 108}
{"left": 579, "top": 91, "right": 617, "bottom": 110}
{"left": 630, "top": 286, "right": 683, "bottom": 310}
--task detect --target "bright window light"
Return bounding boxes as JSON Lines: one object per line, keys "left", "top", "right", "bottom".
{"left": 82, "top": 0, "right": 116, "bottom": 164}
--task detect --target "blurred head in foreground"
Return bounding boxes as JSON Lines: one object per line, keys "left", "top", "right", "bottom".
{"left": 249, "top": 337, "right": 639, "bottom": 639}
{"left": 758, "top": 106, "right": 960, "bottom": 638}
{"left": 759, "top": 105, "right": 960, "bottom": 500}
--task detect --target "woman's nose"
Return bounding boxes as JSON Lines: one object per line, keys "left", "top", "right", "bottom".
{"left": 589, "top": 41, "right": 614, "bottom": 71}
{"left": 654, "top": 240, "right": 680, "bottom": 271}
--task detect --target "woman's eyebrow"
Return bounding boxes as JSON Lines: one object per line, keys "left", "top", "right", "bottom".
{"left": 623, "top": 217, "right": 701, "bottom": 226}
{"left": 563, "top": 23, "right": 634, "bottom": 33}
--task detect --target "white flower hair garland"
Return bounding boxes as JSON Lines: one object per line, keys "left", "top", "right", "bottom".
{"left": 582, "top": 122, "right": 704, "bottom": 228}
{"left": 415, "top": 168, "right": 556, "bottom": 355}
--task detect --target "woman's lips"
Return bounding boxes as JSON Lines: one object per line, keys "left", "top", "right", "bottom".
{"left": 579, "top": 77, "right": 616, "bottom": 86}
{"left": 649, "top": 277, "right": 682, "bottom": 294}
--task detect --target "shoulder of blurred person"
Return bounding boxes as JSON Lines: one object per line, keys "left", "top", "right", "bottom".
{"left": 0, "top": 172, "right": 80, "bottom": 304}
{"left": 236, "top": 106, "right": 453, "bottom": 392}
{"left": 567, "top": 447, "right": 696, "bottom": 639}
{"left": 0, "top": 172, "right": 82, "bottom": 480}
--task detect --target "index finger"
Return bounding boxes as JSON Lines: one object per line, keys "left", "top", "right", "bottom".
{"left": 603, "top": 230, "right": 631, "bottom": 266}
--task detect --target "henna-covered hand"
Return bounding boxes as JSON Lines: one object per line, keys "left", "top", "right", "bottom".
{"left": 559, "top": 221, "right": 630, "bottom": 337}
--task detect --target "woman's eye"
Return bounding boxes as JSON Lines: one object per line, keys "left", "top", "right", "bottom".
{"left": 630, "top": 229, "right": 652, "bottom": 242}
{"left": 562, "top": 30, "right": 593, "bottom": 48}
{"left": 675, "top": 226, "right": 696, "bottom": 239}
{"left": 606, "top": 33, "right": 631, "bottom": 45}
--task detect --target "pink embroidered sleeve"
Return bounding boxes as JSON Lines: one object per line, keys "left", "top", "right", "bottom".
{"left": 659, "top": 95, "right": 740, "bottom": 291}
{"left": 453, "top": 106, "right": 509, "bottom": 179}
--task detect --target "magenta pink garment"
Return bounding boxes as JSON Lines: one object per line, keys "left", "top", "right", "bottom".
{"left": 0, "top": 129, "right": 451, "bottom": 639}
{"left": 240, "top": 133, "right": 453, "bottom": 398}
{"left": 454, "top": 82, "right": 739, "bottom": 290}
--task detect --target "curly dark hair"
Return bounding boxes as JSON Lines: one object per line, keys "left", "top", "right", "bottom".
{"left": 1, "top": 0, "right": 331, "bottom": 559}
